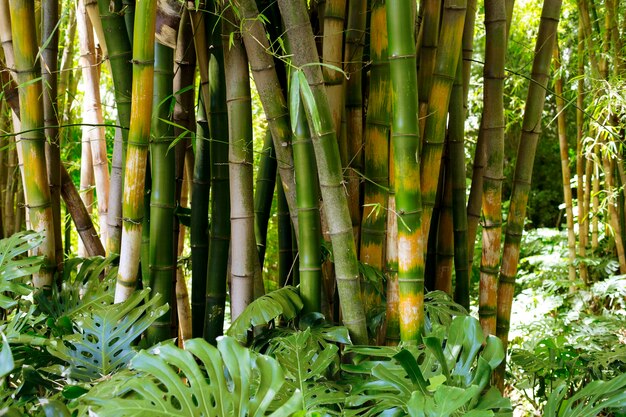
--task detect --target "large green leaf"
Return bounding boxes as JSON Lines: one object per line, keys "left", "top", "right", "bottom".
{"left": 344, "top": 316, "right": 511, "bottom": 416}
{"left": 35, "top": 256, "right": 117, "bottom": 321}
{"left": 81, "top": 336, "right": 303, "bottom": 416}
{"left": 0, "top": 231, "right": 44, "bottom": 309}
{"left": 227, "top": 286, "right": 304, "bottom": 343}
{"left": 270, "top": 329, "right": 346, "bottom": 414}
{"left": 544, "top": 372, "right": 626, "bottom": 417}
{"left": 47, "top": 289, "right": 167, "bottom": 381}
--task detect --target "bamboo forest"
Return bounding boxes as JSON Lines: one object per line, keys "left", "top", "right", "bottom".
{"left": 2, "top": 0, "right": 626, "bottom": 415}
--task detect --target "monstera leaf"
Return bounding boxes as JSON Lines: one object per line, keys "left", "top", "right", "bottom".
{"left": 343, "top": 316, "right": 511, "bottom": 417}
{"left": 227, "top": 286, "right": 304, "bottom": 343}
{"left": 270, "top": 329, "right": 346, "bottom": 414}
{"left": 0, "top": 231, "right": 44, "bottom": 309}
{"left": 35, "top": 256, "right": 117, "bottom": 322}
{"left": 47, "top": 289, "right": 167, "bottom": 381}
{"left": 81, "top": 336, "right": 303, "bottom": 416}
{"left": 544, "top": 372, "right": 626, "bottom": 417}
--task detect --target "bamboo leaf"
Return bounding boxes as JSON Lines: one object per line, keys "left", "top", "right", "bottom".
{"left": 297, "top": 71, "right": 322, "bottom": 133}
{"left": 227, "top": 286, "right": 304, "bottom": 343}
{"left": 289, "top": 69, "right": 301, "bottom": 133}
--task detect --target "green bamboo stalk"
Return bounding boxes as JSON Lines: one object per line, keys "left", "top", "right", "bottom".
{"left": 495, "top": 0, "right": 563, "bottom": 389}
{"left": 478, "top": 0, "right": 506, "bottom": 338}
{"left": 122, "top": 0, "right": 135, "bottom": 40}
{"left": 293, "top": 99, "right": 322, "bottom": 313}
{"left": 41, "top": 0, "right": 62, "bottom": 272}
{"left": 553, "top": 44, "right": 577, "bottom": 284}
{"left": 9, "top": 0, "right": 56, "bottom": 289}
{"left": 254, "top": 130, "right": 277, "bottom": 266}
{"left": 191, "top": 98, "right": 210, "bottom": 338}
{"left": 277, "top": 178, "right": 294, "bottom": 287}
{"left": 576, "top": 22, "right": 588, "bottom": 283}
{"left": 344, "top": 0, "right": 366, "bottom": 256}
{"left": 417, "top": 0, "right": 440, "bottom": 135}
{"left": 435, "top": 162, "right": 453, "bottom": 296}
{"left": 359, "top": 0, "right": 390, "bottom": 317}
{"left": 419, "top": 0, "right": 466, "bottom": 248}
{"left": 385, "top": 192, "right": 400, "bottom": 345}
{"left": 386, "top": 0, "right": 424, "bottom": 343}
{"left": 146, "top": 42, "right": 176, "bottom": 345}
{"left": 98, "top": 0, "right": 133, "bottom": 256}
{"left": 114, "top": 0, "right": 158, "bottom": 302}
{"left": 278, "top": 0, "right": 368, "bottom": 344}
{"left": 449, "top": 58, "right": 469, "bottom": 309}
{"left": 203, "top": 12, "right": 230, "bottom": 344}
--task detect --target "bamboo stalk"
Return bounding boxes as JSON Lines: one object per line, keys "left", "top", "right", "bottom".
{"left": 98, "top": 0, "right": 133, "bottom": 256}
{"left": 387, "top": 0, "right": 424, "bottom": 343}
{"left": 176, "top": 165, "right": 192, "bottom": 346}
{"left": 278, "top": 0, "right": 368, "bottom": 344}
{"left": 41, "top": 0, "right": 62, "bottom": 271}
{"left": 9, "top": 0, "right": 56, "bottom": 288}
{"left": 553, "top": 44, "right": 577, "bottom": 284}
{"left": 495, "top": 0, "right": 563, "bottom": 389}
{"left": 254, "top": 130, "right": 277, "bottom": 267}
{"left": 223, "top": 9, "right": 255, "bottom": 320}
{"left": 449, "top": 58, "right": 469, "bottom": 309}
{"left": 419, "top": 0, "right": 466, "bottom": 252}
{"left": 435, "top": 162, "right": 453, "bottom": 296}
{"left": 293, "top": 99, "right": 322, "bottom": 313}
{"left": 576, "top": 20, "right": 588, "bottom": 283}
{"left": 191, "top": 99, "right": 210, "bottom": 338}
{"left": 235, "top": 0, "right": 300, "bottom": 233}
{"left": 60, "top": 165, "right": 105, "bottom": 257}
{"left": 359, "top": 0, "right": 389, "bottom": 319}
{"left": 322, "top": 0, "right": 346, "bottom": 160}
{"left": 478, "top": 0, "right": 506, "bottom": 338}
{"left": 203, "top": 8, "right": 230, "bottom": 343}
{"left": 114, "top": 0, "right": 158, "bottom": 303}
{"left": 417, "top": 0, "right": 441, "bottom": 136}
{"left": 344, "top": 0, "right": 366, "bottom": 250}
{"left": 278, "top": 177, "right": 294, "bottom": 287}
{"left": 146, "top": 42, "right": 177, "bottom": 345}
{"left": 77, "top": 0, "right": 110, "bottom": 248}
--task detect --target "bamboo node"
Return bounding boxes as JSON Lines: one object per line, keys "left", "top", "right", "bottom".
{"left": 131, "top": 59, "right": 155, "bottom": 65}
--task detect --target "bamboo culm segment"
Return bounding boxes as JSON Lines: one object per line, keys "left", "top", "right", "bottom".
{"left": 9, "top": 0, "right": 57, "bottom": 289}
{"left": 293, "top": 99, "right": 322, "bottom": 314}
{"left": 191, "top": 99, "right": 211, "bottom": 338}
{"left": 254, "top": 130, "right": 277, "bottom": 267}
{"left": 42, "top": 0, "right": 62, "bottom": 272}
{"left": 449, "top": 58, "right": 470, "bottom": 310}
{"left": 223, "top": 12, "right": 255, "bottom": 321}
{"left": 419, "top": 0, "right": 466, "bottom": 248}
{"left": 479, "top": 0, "right": 506, "bottom": 337}
{"left": 359, "top": 0, "right": 390, "bottom": 319}
{"left": 98, "top": 0, "right": 133, "bottom": 256}
{"left": 278, "top": 0, "right": 368, "bottom": 345}
{"left": 387, "top": 0, "right": 424, "bottom": 343}
{"left": 146, "top": 42, "right": 176, "bottom": 345}
{"left": 114, "top": 0, "right": 158, "bottom": 303}
{"left": 203, "top": 14, "right": 230, "bottom": 343}
{"left": 495, "top": 0, "right": 563, "bottom": 388}
{"left": 236, "top": 0, "right": 299, "bottom": 234}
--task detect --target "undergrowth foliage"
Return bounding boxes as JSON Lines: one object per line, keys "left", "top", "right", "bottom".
{"left": 1, "top": 231, "right": 626, "bottom": 416}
